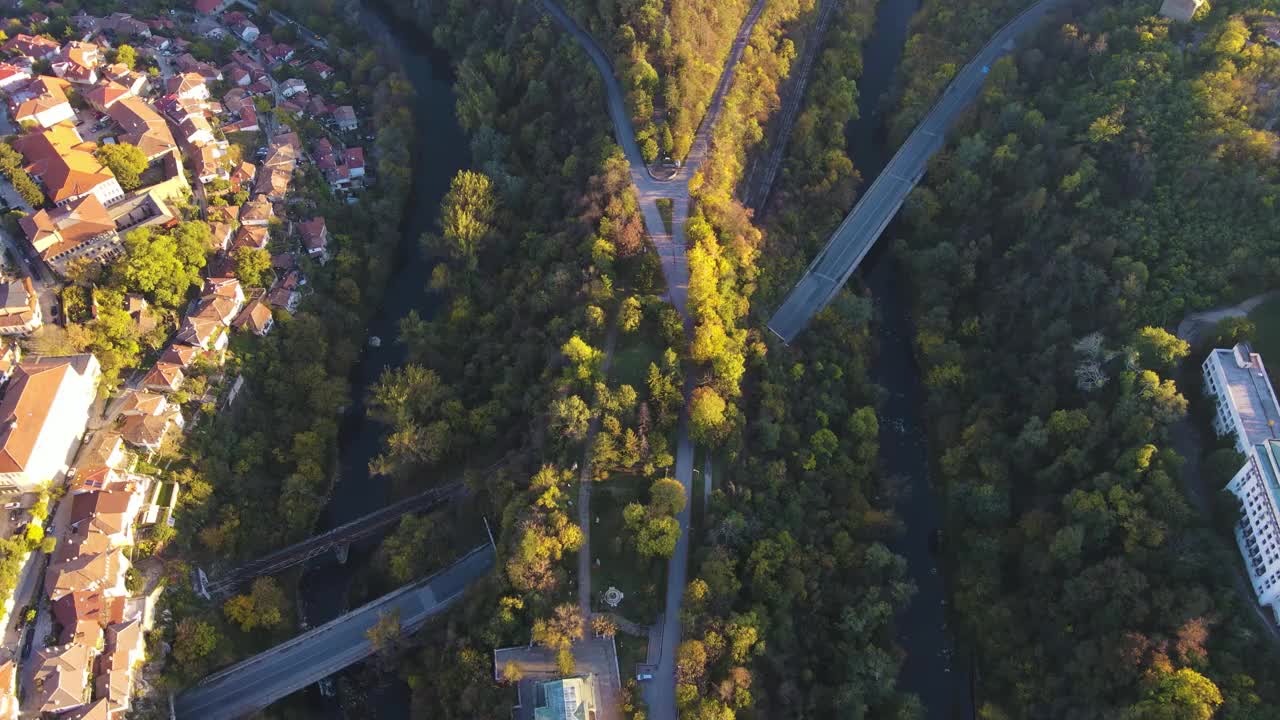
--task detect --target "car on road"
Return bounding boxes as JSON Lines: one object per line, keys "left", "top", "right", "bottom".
{"left": 636, "top": 673, "right": 653, "bottom": 681}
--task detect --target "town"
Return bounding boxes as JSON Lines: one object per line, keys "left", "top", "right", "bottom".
{"left": 0, "top": 1, "right": 373, "bottom": 716}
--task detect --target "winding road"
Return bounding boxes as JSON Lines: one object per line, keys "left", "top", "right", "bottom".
{"left": 536, "top": 2, "right": 764, "bottom": 718}
{"left": 768, "top": 0, "right": 1074, "bottom": 343}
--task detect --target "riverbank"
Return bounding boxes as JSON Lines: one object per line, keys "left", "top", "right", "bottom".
{"left": 291, "top": 3, "right": 469, "bottom": 716}
{"left": 845, "top": 0, "right": 973, "bottom": 716}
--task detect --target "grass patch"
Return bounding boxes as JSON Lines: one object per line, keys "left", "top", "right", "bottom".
{"left": 589, "top": 474, "right": 664, "bottom": 621}
{"left": 1249, "top": 297, "right": 1280, "bottom": 361}
{"left": 616, "top": 633, "right": 648, "bottom": 678}
{"left": 656, "top": 198, "right": 673, "bottom": 235}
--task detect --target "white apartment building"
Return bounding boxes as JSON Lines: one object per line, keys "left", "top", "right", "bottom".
{"left": 1205, "top": 344, "right": 1280, "bottom": 619}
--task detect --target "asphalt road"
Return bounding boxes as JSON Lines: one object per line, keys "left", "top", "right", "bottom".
{"left": 768, "top": 0, "right": 1074, "bottom": 343}
{"left": 173, "top": 545, "right": 494, "bottom": 720}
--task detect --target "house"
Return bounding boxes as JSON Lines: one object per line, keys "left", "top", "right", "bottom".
{"left": 0, "top": 63, "right": 31, "bottom": 91}
{"left": 191, "top": 142, "right": 227, "bottom": 184}
{"left": 532, "top": 677, "right": 597, "bottom": 720}
{"left": 240, "top": 197, "right": 274, "bottom": 226}
{"left": 2, "top": 34, "right": 60, "bottom": 61}
{"left": 230, "top": 160, "right": 256, "bottom": 191}
{"left": 158, "top": 343, "right": 198, "bottom": 368}
{"left": 95, "top": 618, "right": 144, "bottom": 716}
{"left": 208, "top": 222, "right": 234, "bottom": 251}
{"left": 0, "top": 278, "right": 42, "bottom": 335}
{"left": 307, "top": 60, "right": 334, "bottom": 79}
{"left": 51, "top": 41, "right": 101, "bottom": 85}
{"left": 15, "top": 125, "right": 124, "bottom": 206}
{"left": 85, "top": 80, "right": 131, "bottom": 112}
{"left": 66, "top": 699, "right": 111, "bottom": 720}
{"left": 118, "top": 390, "right": 171, "bottom": 418}
{"left": 175, "top": 316, "right": 227, "bottom": 352}
{"left": 19, "top": 195, "right": 122, "bottom": 277}
{"left": 9, "top": 75, "right": 74, "bottom": 128}
{"left": 45, "top": 546, "right": 129, "bottom": 600}
{"left": 0, "top": 344, "right": 19, "bottom": 385}
{"left": 232, "top": 225, "right": 269, "bottom": 251}
{"left": 109, "top": 189, "right": 175, "bottom": 236}
{"left": 140, "top": 362, "right": 184, "bottom": 393}
{"left": 263, "top": 43, "right": 295, "bottom": 66}
{"left": 345, "top": 147, "right": 366, "bottom": 178}
{"left": 156, "top": 93, "right": 203, "bottom": 125}
{"left": 1159, "top": 0, "right": 1205, "bottom": 21}
{"left": 70, "top": 486, "right": 144, "bottom": 547}
{"left": 107, "top": 96, "right": 178, "bottom": 160}
{"left": 263, "top": 140, "right": 299, "bottom": 173}
{"left": 102, "top": 13, "right": 151, "bottom": 39}
{"left": 298, "top": 217, "right": 328, "bottom": 263}
{"left": 279, "top": 78, "right": 307, "bottom": 99}
{"left": 165, "top": 71, "right": 209, "bottom": 103}
{"left": 204, "top": 277, "right": 245, "bottom": 306}
{"left": 254, "top": 168, "right": 291, "bottom": 201}
{"left": 192, "top": 295, "right": 240, "bottom": 325}
{"left": 206, "top": 204, "right": 239, "bottom": 225}
{"left": 227, "top": 65, "right": 251, "bottom": 87}
{"left": 332, "top": 105, "right": 358, "bottom": 131}
{"left": 102, "top": 63, "right": 147, "bottom": 96}
{"left": 31, "top": 643, "right": 92, "bottom": 715}
{"left": 233, "top": 297, "right": 273, "bottom": 335}
{"left": 119, "top": 409, "right": 183, "bottom": 451}
{"left": 71, "top": 431, "right": 125, "bottom": 493}
{"left": 226, "top": 16, "right": 259, "bottom": 43}
{"left": 0, "top": 355, "right": 100, "bottom": 495}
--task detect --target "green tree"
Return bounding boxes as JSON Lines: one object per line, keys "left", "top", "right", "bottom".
{"left": 689, "top": 387, "right": 727, "bottom": 445}
{"left": 648, "top": 477, "right": 686, "bottom": 516}
{"left": 620, "top": 296, "right": 643, "bottom": 333}
{"left": 112, "top": 225, "right": 206, "bottom": 307}
{"left": 114, "top": 43, "right": 136, "bottom": 69}
{"left": 550, "top": 395, "right": 591, "bottom": 441}
{"left": 432, "top": 170, "right": 496, "bottom": 270}
{"left": 1133, "top": 327, "right": 1189, "bottom": 371}
{"left": 233, "top": 246, "right": 272, "bottom": 288}
{"left": 95, "top": 143, "right": 148, "bottom": 191}
{"left": 173, "top": 619, "right": 219, "bottom": 667}
{"left": 1124, "top": 667, "right": 1222, "bottom": 720}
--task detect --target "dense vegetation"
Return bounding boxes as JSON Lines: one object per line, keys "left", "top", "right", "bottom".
{"left": 893, "top": 0, "right": 1280, "bottom": 716}
{"left": 560, "top": 0, "right": 754, "bottom": 161}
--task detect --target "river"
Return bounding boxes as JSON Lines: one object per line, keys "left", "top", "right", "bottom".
{"left": 294, "top": 5, "right": 468, "bottom": 717}
{"left": 846, "top": 0, "right": 973, "bottom": 718}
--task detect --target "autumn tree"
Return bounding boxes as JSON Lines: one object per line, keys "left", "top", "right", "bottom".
{"left": 430, "top": 169, "right": 496, "bottom": 270}
{"left": 95, "top": 142, "right": 148, "bottom": 191}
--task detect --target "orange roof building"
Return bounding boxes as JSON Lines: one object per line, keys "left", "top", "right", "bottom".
{"left": 106, "top": 96, "right": 176, "bottom": 160}
{"left": 8, "top": 76, "right": 74, "bottom": 128}
{"left": 0, "top": 355, "right": 100, "bottom": 495}
{"left": 15, "top": 125, "right": 124, "bottom": 207}
{"left": 18, "top": 194, "right": 121, "bottom": 277}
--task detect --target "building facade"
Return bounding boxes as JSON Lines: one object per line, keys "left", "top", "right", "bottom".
{"left": 1207, "top": 344, "right": 1280, "bottom": 620}
{"left": 0, "top": 355, "right": 101, "bottom": 495}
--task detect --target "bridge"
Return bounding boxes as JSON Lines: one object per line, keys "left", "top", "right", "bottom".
{"left": 174, "top": 543, "right": 495, "bottom": 719}
{"left": 196, "top": 482, "right": 465, "bottom": 597}
{"left": 767, "top": 0, "right": 1073, "bottom": 343}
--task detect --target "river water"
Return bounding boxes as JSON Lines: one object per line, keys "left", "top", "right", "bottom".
{"left": 293, "top": 6, "right": 468, "bottom": 716}
{"left": 846, "top": 0, "right": 973, "bottom": 718}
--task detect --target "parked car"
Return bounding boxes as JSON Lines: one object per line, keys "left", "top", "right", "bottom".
{"left": 636, "top": 673, "right": 653, "bottom": 682}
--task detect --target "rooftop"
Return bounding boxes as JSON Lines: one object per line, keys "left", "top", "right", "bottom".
{"left": 1212, "top": 346, "right": 1280, "bottom": 446}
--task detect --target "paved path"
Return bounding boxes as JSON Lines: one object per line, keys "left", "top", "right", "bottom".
{"left": 174, "top": 545, "right": 494, "bottom": 719}
{"left": 1176, "top": 291, "right": 1280, "bottom": 344}
{"left": 579, "top": 320, "right": 621, "bottom": 615}
{"left": 538, "top": 5, "right": 764, "bottom": 718}
{"left": 768, "top": 0, "right": 1075, "bottom": 342}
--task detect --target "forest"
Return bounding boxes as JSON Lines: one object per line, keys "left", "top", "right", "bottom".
{"left": 892, "top": 0, "right": 1280, "bottom": 716}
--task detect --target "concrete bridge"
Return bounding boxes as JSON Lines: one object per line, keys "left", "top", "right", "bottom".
{"left": 174, "top": 544, "right": 494, "bottom": 719}
{"left": 768, "top": 0, "right": 1075, "bottom": 343}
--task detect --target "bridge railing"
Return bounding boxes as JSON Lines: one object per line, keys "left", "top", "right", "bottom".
{"left": 203, "top": 481, "right": 464, "bottom": 596}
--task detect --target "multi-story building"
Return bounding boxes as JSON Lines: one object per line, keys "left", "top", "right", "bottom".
{"left": 15, "top": 125, "right": 124, "bottom": 207}
{"left": 1206, "top": 344, "right": 1280, "bottom": 620}
{"left": 0, "top": 355, "right": 101, "bottom": 495}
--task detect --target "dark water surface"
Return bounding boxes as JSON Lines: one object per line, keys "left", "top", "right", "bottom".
{"left": 295, "top": 6, "right": 467, "bottom": 716}
{"left": 847, "top": 0, "right": 974, "bottom": 718}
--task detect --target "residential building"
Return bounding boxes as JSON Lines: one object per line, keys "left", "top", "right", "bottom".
{"left": 85, "top": 80, "right": 131, "bottom": 112}
{"left": 1160, "top": 0, "right": 1205, "bottom": 21}
{"left": 175, "top": 315, "right": 227, "bottom": 352}
{"left": 15, "top": 125, "right": 124, "bottom": 206}
{"left": 0, "top": 659, "right": 17, "bottom": 720}
{"left": 45, "top": 546, "right": 129, "bottom": 600}
{"left": 52, "top": 590, "right": 108, "bottom": 646}
{"left": 2, "top": 34, "right": 60, "bottom": 61}
{"left": 279, "top": 78, "right": 306, "bottom": 98}
{"left": 107, "top": 96, "right": 177, "bottom": 160}
{"left": 158, "top": 344, "right": 198, "bottom": 368}
{"left": 1203, "top": 344, "right": 1280, "bottom": 454}
{"left": 0, "top": 63, "right": 31, "bottom": 92}
{"left": 0, "top": 278, "right": 42, "bottom": 335}
{"left": 233, "top": 297, "right": 273, "bottom": 336}
{"left": 51, "top": 41, "right": 100, "bottom": 85}
{"left": 239, "top": 197, "right": 273, "bottom": 226}
{"left": 232, "top": 225, "right": 269, "bottom": 251}
{"left": 31, "top": 643, "right": 91, "bottom": 715}
{"left": 67, "top": 699, "right": 110, "bottom": 720}
{"left": 254, "top": 167, "right": 291, "bottom": 201}
{"left": 95, "top": 618, "right": 144, "bottom": 716}
{"left": 345, "top": 147, "right": 366, "bottom": 178}
{"left": 9, "top": 76, "right": 74, "bottom": 129}
{"left": 140, "top": 362, "right": 184, "bottom": 394}
{"left": 165, "top": 71, "right": 209, "bottom": 102}
{"left": 102, "top": 63, "right": 148, "bottom": 96}
{"left": 299, "top": 217, "right": 328, "bottom": 263}
{"left": 0, "top": 355, "right": 101, "bottom": 495}
{"left": 69, "top": 486, "right": 144, "bottom": 546}
{"left": 332, "top": 105, "right": 358, "bottom": 131}
{"left": 19, "top": 195, "right": 122, "bottom": 277}
{"left": 119, "top": 409, "right": 183, "bottom": 452}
